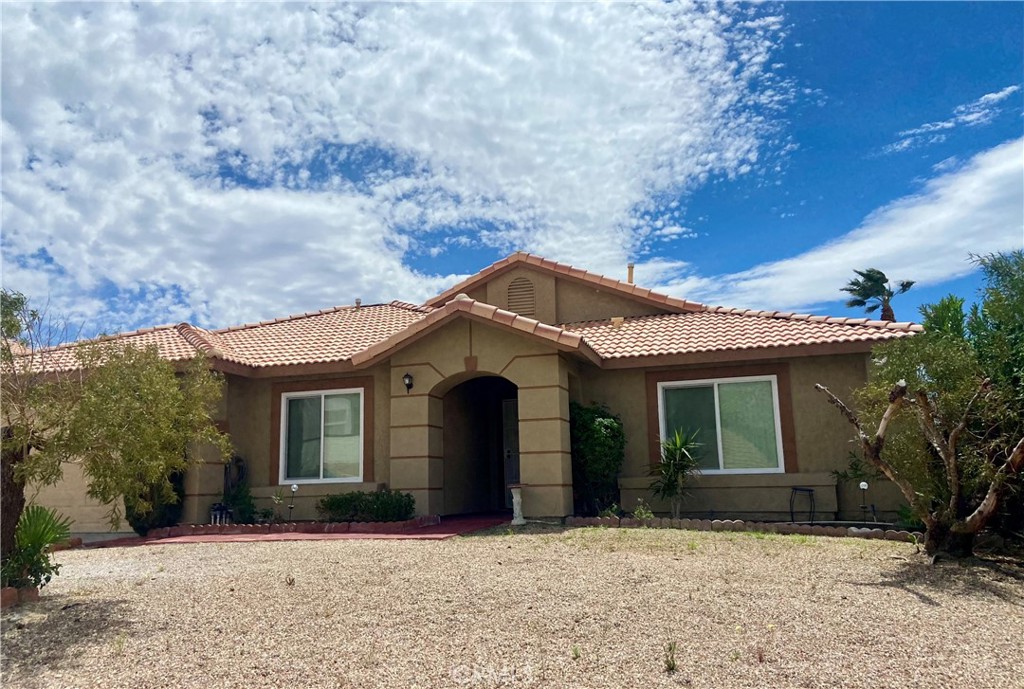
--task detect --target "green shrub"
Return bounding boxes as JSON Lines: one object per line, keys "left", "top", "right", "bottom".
{"left": 1, "top": 505, "right": 72, "bottom": 589}
{"left": 570, "top": 401, "right": 626, "bottom": 516}
{"left": 895, "top": 504, "right": 926, "bottom": 531}
{"left": 316, "top": 490, "right": 415, "bottom": 522}
{"left": 223, "top": 482, "right": 257, "bottom": 524}
{"left": 632, "top": 498, "right": 655, "bottom": 522}
{"left": 125, "top": 471, "right": 185, "bottom": 536}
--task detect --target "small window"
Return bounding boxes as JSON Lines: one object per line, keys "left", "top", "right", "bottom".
{"left": 658, "top": 376, "right": 784, "bottom": 474}
{"left": 507, "top": 277, "right": 536, "bottom": 317}
{"left": 280, "top": 388, "right": 363, "bottom": 484}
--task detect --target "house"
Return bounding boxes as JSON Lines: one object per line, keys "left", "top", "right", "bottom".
{"left": 35, "top": 252, "right": 920, "bottom": 533}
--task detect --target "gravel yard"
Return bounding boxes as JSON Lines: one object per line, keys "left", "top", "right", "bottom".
{"left": 2, "top": 525, "right": 1022, "bottom": 689}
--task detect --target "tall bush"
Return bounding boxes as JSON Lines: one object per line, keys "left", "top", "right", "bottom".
{"left": 569, "top": 401, "right": 626, "bottom": 516}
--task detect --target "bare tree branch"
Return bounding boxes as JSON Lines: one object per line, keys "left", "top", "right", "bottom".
{"left": 815, "top": 382, "right": 921, "bottom": 512}
{"left": 948, "top": 380, "right": 989, "bottom": 457}
{"left": 908, "top": 388, "right": 959, "bottom": 520}
{"left": 814, "top": 383, "right": 866, "bottom": 437}
{"left": 958, "top": 435, "right": 1024, "bottom": 533}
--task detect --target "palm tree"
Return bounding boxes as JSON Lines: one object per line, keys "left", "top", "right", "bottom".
{"left": 841, "top": 268, "right": 914, "bottom": 322}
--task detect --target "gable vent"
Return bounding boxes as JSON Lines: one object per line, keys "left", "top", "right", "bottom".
{"left": 507, "top": 277, "right": 536, "bottom": 317}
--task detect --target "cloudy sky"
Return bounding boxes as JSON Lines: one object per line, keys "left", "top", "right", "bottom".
{"left": 2, "top": 2, "right": 1022, "bottom": 335}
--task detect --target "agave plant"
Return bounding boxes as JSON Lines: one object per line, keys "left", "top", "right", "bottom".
{"left": 0, "top": 505, "right": 73, "bottom": 589}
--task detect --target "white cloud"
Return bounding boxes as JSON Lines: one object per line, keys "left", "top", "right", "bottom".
{"left": 653, "top": 138, "right": 1024, "bottom": 311}
{"left": 1, "top": 2, "right": 790, "bottom": 331}
{"left": 884, "top": 85, "right": 1021, "bottom": 154}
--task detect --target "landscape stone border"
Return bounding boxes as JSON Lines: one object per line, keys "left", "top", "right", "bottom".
{"left": 1, "top": 586, "right": 39, "bottom": 609}
{"left": 145, "top": 514, "right": 441, "bottom": 539}
{"left": 564, "top": 516, "right": 923, "bottom": 543}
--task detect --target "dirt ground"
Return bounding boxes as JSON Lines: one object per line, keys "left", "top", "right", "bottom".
{"left": 2, "top": 525, "right": 1022, "bottom": 688}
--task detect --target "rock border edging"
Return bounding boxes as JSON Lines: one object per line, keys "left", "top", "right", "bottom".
{"left": 564, "top": 516, "right": 923, "bottom": 543}
{"left": 145, "top": 514, "right": 441, "bottom": 539}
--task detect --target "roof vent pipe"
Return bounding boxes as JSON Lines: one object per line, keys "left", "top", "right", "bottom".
{"left": 627, "top": 263, "right": 635, "bottom": 284}
{"left": 355, "top": 299, "right": 362, "bottom": 309}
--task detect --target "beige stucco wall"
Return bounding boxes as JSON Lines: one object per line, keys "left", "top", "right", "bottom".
{"left": 475, "top": 265, "right": 671, "bottom": 326}
{"left": 584, "top": 353, "right": 906, "bottom": 521}
{"left": 388, "top": 318, "right": 574, "bottom": 517}
{"left": 219, "top": 365, "right": 391, "bottom": 522}
{"left": 554, "top": 278, "right": 671, "bottom": 324}
{"left": 31, "top": 464, "right": 133, "bottom": 535}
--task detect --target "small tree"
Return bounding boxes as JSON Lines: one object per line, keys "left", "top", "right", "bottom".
{"left": 818, "top": 252, "right": 1024, "bottom": 557}
{"left": 1, "top": 291, "right": 80, "bottom": 558}
{"left": 841, "top": 268, "right": 914, "bottom": 322}
{"left": 649, "top": 429, "right": 701, "bottom": 519}
{"left": 1, "top": 290, "right": 231, "bottom": 560}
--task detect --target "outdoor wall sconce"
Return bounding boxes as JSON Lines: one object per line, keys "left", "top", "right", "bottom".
{"left": 403, "top": 372, "right": 414, "bottom": 393}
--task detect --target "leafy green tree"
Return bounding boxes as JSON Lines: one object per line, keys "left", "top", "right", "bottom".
{"left": 818, "top": 252, "right": 1024, "bottom": 557}
{"left": 1, "top": 290, "right": 79, "bottom": 559}
{"left": 1, "top": 289, "right": 231, "bottom": 559}
{"left": 919, "top": 295, "right": 966, "bottom": 339}
{"left": 841, "top": 268, "right": 915, "bottom": 322}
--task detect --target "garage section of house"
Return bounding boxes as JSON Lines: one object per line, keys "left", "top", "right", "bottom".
{"left": 35, "top": 252, "right": 920, "bottom": 533}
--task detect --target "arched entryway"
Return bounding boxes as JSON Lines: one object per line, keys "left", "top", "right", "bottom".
{"left": 441, "top": 376, "right": 520, "bottom": 515}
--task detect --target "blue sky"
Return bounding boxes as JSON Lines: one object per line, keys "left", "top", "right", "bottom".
{"left": 1, "top": 2, "right": 1021, "bottom": 336}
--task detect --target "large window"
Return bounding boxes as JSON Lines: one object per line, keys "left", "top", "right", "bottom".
{"left": 658, "top": 375, "right": 784, "bottom": 474}
{"left": 280, "top": 388, "right": 363, "bottom": 484}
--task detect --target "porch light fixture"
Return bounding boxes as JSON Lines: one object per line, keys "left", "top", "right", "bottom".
{"left": 402, "top": 372, "right": 414, "bottom": 393}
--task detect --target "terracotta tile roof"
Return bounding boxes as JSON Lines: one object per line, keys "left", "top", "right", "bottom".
{"left": 20, "top": 301, "right": 434, "bottom": 372}
{"left": 204, "top": 301, "right": 432, "bottom": 368}
{"left": 425, "top": 251, "right": 704, "bottom": 313}
{"left": 352, "top": 295, "right": 599, "bottom": 367}
{"left": 564, "top": 310, "right": 922, "bottom": 360}
{"left": 17, "top": 325, "right": 202, "bottom": 373}
{"left": 24, "top": 255, "right": 922, "bottom": 373}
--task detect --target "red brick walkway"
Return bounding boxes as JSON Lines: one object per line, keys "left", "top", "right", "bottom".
{"left": 83, "top": 514, "right": 509, "bottom": 549}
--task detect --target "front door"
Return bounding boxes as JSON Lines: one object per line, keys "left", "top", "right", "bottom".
{"left": 502, "top": 398, "right": 520, "bottom": 508}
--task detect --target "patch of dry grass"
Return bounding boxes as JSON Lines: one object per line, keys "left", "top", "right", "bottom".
{"left": 2, "top": 526, "right": 1021, "bottom": 688}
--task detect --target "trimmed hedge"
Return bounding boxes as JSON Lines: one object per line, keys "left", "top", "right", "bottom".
{"left": 316, "top": 490, "right": 415, "bottom": 523}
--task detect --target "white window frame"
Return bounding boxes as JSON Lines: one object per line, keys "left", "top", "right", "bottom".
{"left": 657, "top": 374, "right": 785, "bottom": 475}
{"left": 279, "top": 387, "right": 364, "bottom": 485}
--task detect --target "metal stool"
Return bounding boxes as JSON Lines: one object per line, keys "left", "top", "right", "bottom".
{"left": 789, "top": 487, "right": 815, "bottom": 523}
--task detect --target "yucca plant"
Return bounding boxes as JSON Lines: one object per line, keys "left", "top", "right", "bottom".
{"left": 1, "top": 505, "right": 73, "bottom": 589}
{"left": 649, "top": 429, "right": 702, "bottom": 520}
